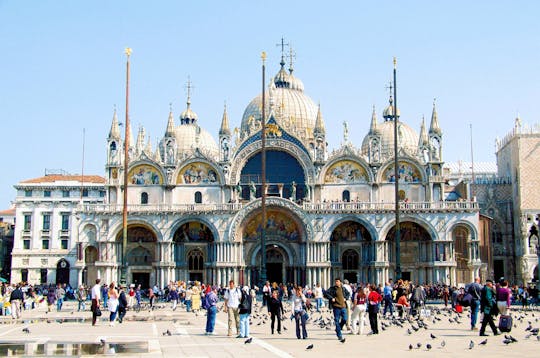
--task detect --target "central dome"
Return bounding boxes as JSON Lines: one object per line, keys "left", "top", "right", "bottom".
{"left": 361, "top": 120, "right": 419, "bottom": 158}
{"left": 240, "top": 66, "right": 318, "bottom": 144}
{"left": 175, "top": 124, "right": 219, "bottom": 157}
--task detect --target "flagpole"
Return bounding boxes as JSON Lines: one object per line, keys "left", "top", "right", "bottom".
{"left": 121, "top": 47, "right": 132, "bottom": 286}
{"left": 393, "top": 57, "right": 401, "bottom": 281}
{"left": 260, "top": 51, "right": 267, "bottom": 287}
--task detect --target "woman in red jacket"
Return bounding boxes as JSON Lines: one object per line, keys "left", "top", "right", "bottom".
{"left": 367, "top": 284, "right": 382, "bottom": 334}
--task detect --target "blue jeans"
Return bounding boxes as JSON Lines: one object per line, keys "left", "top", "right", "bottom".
{"left": 383, "top": 296, "right": 394, "bottom": 316}
{"left": 239, "top": 313, "right": 250, "bottom": 338}
{"left": 185, "top": 300, "right": 192, "bottom": 312}
{"left": 56, "top": 298, "right": 64, "bottom": 311}
{"left": 110, "top": 309, "right": 117, "bottom": 322}
{"left": 78, "top": 300, "right": 86, "bottom": 311}
{"left": 206, "top": 306, "right": 217, "bottom": 333}
{"left": 316, "top": 298, "right": 323, "bottom": 312}
{"left": 333, "top": 307, "right": 347, "bottom": 339}
{"left": 470, "top": 299, "right": 480, "bottom": 328}
{"left": 294, "top": 311, "right": 308, "bottom": 339}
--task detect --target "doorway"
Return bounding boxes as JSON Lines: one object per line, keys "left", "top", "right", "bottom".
{"left": 132, "top": 272, "right": 150, "bottom": 288}
{"left": 402, "top": 272, "right": 411, "bottom": 281}
{"left": 56, "top": 259, "right": 70, "bottom": 285}
{"left": 267, "top": 262, "right": 283, "bottom": 284}
{"left": 343, "top": 272, "right": 357, "bottom": 284}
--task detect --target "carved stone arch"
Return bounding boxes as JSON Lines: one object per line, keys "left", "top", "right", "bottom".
{"left": 248, "top": 241, "right": 296, "bottom": 267}
{"left": 230, "top": 139, "right": 315, "bottom": 185}
{"left": 446, "top": 221, "right": 479, "bottom": 242}
{"left": 327, "top": 215, "right": 378, "bottom": 242}
{"left": 80, "top": 223, "right": 97, "bottom": 243}
{"left": 127, "top": 161, "right": 165, "bottom": 185}
{"left": 229, "top": 197, "right": 312, "bottom": 242}
{"left": 319, "top": 156, "right": 373, "bottom": 185}
{"left": 109, "top": 219, "right": 163, "bottom": 243}
{"left": 168, "top": 217, "right": 219, "bottom": 243}
{"left": 378, "top": 157, "right": 426, "bottom": 183}
{"left": 175, "top": 159, "right": 223, "bottom": 185}
{"left": 380, "top": 215, "right": 438, "bottom": 242}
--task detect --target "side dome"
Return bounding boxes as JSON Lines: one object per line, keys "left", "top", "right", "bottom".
{"left": 362, "top": 120, "right": 419, "bottom": 158}
{"left": 240, "top": 66, "right": 318, "bottom": 145}
{"left": 175, "top": 124, "right": 219, "bottom": 157}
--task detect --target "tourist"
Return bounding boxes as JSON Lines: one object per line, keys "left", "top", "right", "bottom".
{"left": 223, "top": 280, "right": 241, "bottom": 337}
{"left": 496, "top": 279, "right": 512, "bottom": 316}
{"left": 91, "top": 278, "right": 101, "bottom": 326}
{"left": 101, "top": 284, "right": 109, "bottom": 310}
{"left": 396, "top": 291, "right": 410, "bottom": 318}
{"left": 291, "top": 285, "right": 308, "bottom": 339}
{"left": 107, "top": 282, "right": 119, "bottom": 326}
{"left": 314, "top": 283, "right": 324, "bottom": 312}
{"left": 117, "top": 284, "right": 128, "bottom": 323}
{"left": 204, "top": 286, "right": 219, "bottom": 335}
{"left": 351, "top": 286, "right": 367, "bottom": 334}
{"left": 238, "top": 286, "right": 253, "bottom": 338}
{"left": 382, "top": 280, "right": 394, "bottom": 317}
{"left": 185, "top": 284, "right": 193, "bottom": 312}
{"left": 191, "top": 281, "right": 202, "bottom": 314}
{"left": 324, "top": 278, "right": 349, "bottom": 342}
{"left": 479, "top": 279, "right": 499, "bottom": 336}
{"left": 466, "top": 277, "right": 482, "bottom": 330}
{"left": 46, "top": 284, "right": 56, "bottom": 313}
{"left": 367, "top": 284, "right": 382, "bottom": 334}
{"left": 148, "top": 286, "right": 155, "bottom": 310}
{"left": 342, "top": 279, "right": 353, "bottom": 331}
{"left": 76, "top": 285, "right": 87, "bottom": 312}
{"left": 262, "top": 281, "right": 271, "bottom": 307}
{"left": 169, "top": 286, "right": 179, "bottom": 311}
{"left": 268, "top": 290, "right": 284, "bottom": 334}
{"left": 55, "top": 283, "right": 65, "bottom": 311}
{"left": 135, "top": 284, "right": 142, "bottom": 309}
{"left": 9, "top": 284, "right": 24, "bottom": 319}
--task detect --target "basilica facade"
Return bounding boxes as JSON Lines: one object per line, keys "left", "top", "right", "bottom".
{"left": 12, "top": 56, "right": 484, "bottom": 289}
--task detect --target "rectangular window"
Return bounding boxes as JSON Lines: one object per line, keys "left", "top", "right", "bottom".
{"left": 23, "top": 239, "right": 30, "bottom": 250}
{"left": 24, "top": 190, "right": 32, "bottom": 197}
{"left": 62, "top": 190, "right": 70, "bottom": 198}
{"left": 61, "top": 239, "right": 69, "bottom": 250}
{"left": 61, "top": 213, "right": 70, "bottom": 231}
{"left": 42, "top": 239, "right": 49, "bottom": 250}
{"left": 40, "top": 269, "right": 48, "bottom": 284}
{"left": 99, "top": 190, "right": 106, "bottom": 197}
{"left": 23, "top": 214, "right": 31, "bottom": 231}
{"left": 82, "top": 189, "right": 89, "bottom": 197}
{"left": 21, "top": 269, "right": 28, "bottom": 282}
{"left": 44, "top": 190, "right": 51, "bottom": 197}
{"left": 42, "top": 214, "right": 51, "bottom": 231}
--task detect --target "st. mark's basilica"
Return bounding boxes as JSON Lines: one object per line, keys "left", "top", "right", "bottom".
{"left": 11, "top": 50, "right": 497, "bottom": 289}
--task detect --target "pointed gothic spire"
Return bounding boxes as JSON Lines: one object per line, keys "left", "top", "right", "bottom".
{"left": 136, "top": 125, "right": 145, "bottom": 152}
{"left": 165, "top": 104, "right": 175, "bottom": 136}
{"left": 145, "top": 136, "right": 152, "bottom": 154}
{"left": 419, "top": 115, "right": 429, "bottom": 147}
{"left": 314, "top": 103, "right": 325, "bottom": 136}
{"left": 429, "top": 99, "right": 442, "bottom": 135}
{"left": 219, "top": 102, "right": 231, "bottom": 136}
{"left": 108, "top": 107, "right": 121, "bottom": 139}
{"left": 127, "top": 120, "right": 134, "bottom": 148}
{"left": 369, "top": 105, "right": 380, "bottom": 134}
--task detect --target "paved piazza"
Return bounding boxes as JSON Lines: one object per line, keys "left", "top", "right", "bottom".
{"left": 0, "top": 300, "right": 539, "bottom": 357}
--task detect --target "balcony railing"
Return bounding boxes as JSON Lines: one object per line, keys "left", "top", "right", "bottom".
{"left": 80, "top": 200, "right": 477, "bottom": 214}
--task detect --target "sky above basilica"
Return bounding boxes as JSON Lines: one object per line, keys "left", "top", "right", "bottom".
{"left": 0, "top": 1, "right": 539, "bottom": 208}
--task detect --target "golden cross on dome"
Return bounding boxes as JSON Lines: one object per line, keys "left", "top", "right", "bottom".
{"left": 276, "top": 37, "right": 289, "bottom": 66}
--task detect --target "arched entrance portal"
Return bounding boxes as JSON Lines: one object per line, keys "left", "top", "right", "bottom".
{"left": 116, "top": 225, "right": 157, "bottom": 288}
{"left": 386, "top": 221, "right": 432, "bottom": 283}
{"left": 330, "top": 220, "right": 374, "bottom": 283}
{"left": 173, "top": 221, "right": 215, "bottom": 283}
{"left": 253, "top": 244, "right": 291, "bottom": 285}
{"left": 453, "top": 226, "right": 472, "bottom": 284}
{"left": 56, "top": 259, "right": 70, "bottom": 285}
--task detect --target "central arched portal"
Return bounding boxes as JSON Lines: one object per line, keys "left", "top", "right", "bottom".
{"left": 243, "top": 206, "right": 303, "bottom": 285}
{"left": 173, "top": 221, "right": 215, "bottom": 283}
{"left": 116, "top": 225, "right": 157, "bottom": 288}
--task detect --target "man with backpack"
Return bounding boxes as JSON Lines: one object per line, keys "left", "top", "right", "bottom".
{"left": 465, "top": 277, "right": 483, "bottom": 330}
{"left": 223, "top": 280, "right": 242, "bottom": 337}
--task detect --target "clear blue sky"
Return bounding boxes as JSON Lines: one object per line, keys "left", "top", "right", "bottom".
{"left": 1, "top": 1, "right": 539, "bottom": 209}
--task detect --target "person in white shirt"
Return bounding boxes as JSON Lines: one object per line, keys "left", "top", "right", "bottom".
{"left": 314, "top": 283, "right": 324, "bottom": 312}
{"left": 342, "top": 279, "right": 353, "bottom": 332}
{"left": 223, "top": 280, "right": 242, "bottom": 337}
{"left": 91, "top": 279, "right": 101, "bottom": 326}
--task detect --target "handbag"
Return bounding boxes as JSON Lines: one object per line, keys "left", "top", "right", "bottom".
{"left": 94, "top": 306, "right": 102, "bottom": 316}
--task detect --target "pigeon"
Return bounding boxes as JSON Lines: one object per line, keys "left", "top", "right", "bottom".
{"left": 479, "top": 339, "right": 487, "bottom": 345}
{"left": 407, "top": 328, "right": 412, "bottom": 335}
{"left": 430, "top": 333, "right": 437, "bottom": 339}
{"left": 408, "top": 344, "right": 413, "bottom": 350}
{"left": 306, "top": 344, "right": 314, "bottom": 350}
{"left": 100, "top": 339, "right": 106, "bottom": 346}
{"left": 426, "top": 344, "right": 432, "bottom": 350}
{"left": 22, "top": 328, "right": 30, "bottom": 334}
{"left": 469, "top": 340, "right": 474, "bottom": 349}
{"left": 244, "top": 337, "right": 253, "bottom": 344}
{"left": 416, "top": 342, "right": 422, "bottom": 349}
{"left": 440, "top": 340, "right": 446, "bottom": 348}
{"left": 503, "top": 339, "right": 513, "bottom": 345}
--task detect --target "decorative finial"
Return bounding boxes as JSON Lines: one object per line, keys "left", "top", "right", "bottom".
{"left": 276, "top": 37, "right": 289, "bottom": 67}
{"left": 169, "top": 102, "right": 173, "bottom": 112}
{"left": 185, "top": 76, "right": 193, "bottom": 107}
{"left": 261, "top": 51, "right": 266, "bottom": 64}
{"left": 289, "top": 45, "right": 296, "bottom": 73}
{"left": 393, "top": 56, "right": 397, "bottom": 69}
{"left": 125, "top": 47, "right": 132, "bottom": 57}
{"left": 385, "top": 81, "right": 394, "bottom": 102}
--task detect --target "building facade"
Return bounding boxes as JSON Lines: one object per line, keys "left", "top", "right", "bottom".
{"left": 12, "top": 57, "right": 485, "bottom": 288}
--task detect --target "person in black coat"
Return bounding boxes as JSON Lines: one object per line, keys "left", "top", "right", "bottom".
{"left": 267, "top": 290, "right": 284, "bottom": 334}
{"left": 117, "top": 285, "right": 128, "bottom": 323}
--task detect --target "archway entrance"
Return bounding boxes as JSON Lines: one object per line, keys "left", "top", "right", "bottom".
{"left": 83, "top": 246, "right": 98, "bottom": 286}
{"left": 173, "top": 221, "right": 214, "bottom": 283}
{"left": 453, "top": 226, "right": 472, "bottom": 284}
{"left": 56, "top": 259, "right": 70, "bottom": 285}
{"left": 116, "top": 225, "right": 157, "bottom": 287}
{"left": 253, "top": 244, "right": 290, "bottom": 285}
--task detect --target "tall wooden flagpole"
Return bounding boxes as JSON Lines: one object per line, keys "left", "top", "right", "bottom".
{"left": 260, "top": 51, "right": 267, "bottom": 287}
{"left": 393, "top": 57, "right": 402, "bottom": 280}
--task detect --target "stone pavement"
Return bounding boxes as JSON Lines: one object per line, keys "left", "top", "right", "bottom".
{"left": 0, "top": 301, "right": 539, "bottom": 357}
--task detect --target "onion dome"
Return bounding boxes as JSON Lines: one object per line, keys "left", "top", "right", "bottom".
{"left": 179, "top": 78, "right": 198, "bottom": 124}
{"left": 382, "top": 96, "right": 400, "bottom": 120}
{"left": 362, "top": 116, "right": 419, "bottom": 158}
